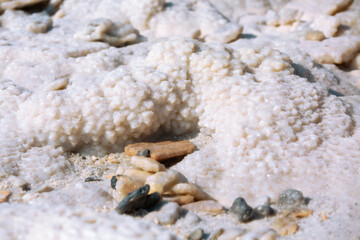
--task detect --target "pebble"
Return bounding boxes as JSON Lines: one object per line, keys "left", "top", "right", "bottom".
{"left": 305, "top": 31, "right": 325, "bottom": 41}
{"left": 0, "top": 190, "right": 11, "bottom": 203}
{"left": 230, "top": 197, "right": 253, "bottom": 222}
{"left": 116, "top": 184, "right": 154, "bottom": 214}
{"left": 143, "top": 192, "right": 161, "bottom": 209}
{"left": 131, "top": 156, "right": 165, "bottom": 173}
{"left": 254, "top": 204, "right": 275, "bottom": 217}
{"left": 85, "top": 176, "right": 102, "bottom": 182}
{"left": 277, "top": 189, "right": 305, "bottom": 209}
{"left": 156, "top": 202, "right": 182, "bottom": 225}
{"left": 183, "top": 200, "right": 224, "bottom": 214}
{"left": 136, "top": 149, "right": 150, "bottom": 157}
{"left": 188, "top": 228, "right": 204, "bottom": 240}
{"left": 124, "top": 169, "right": 152, "bottom": 183}
{"left": 163, "top": 194, "right": 195, "bottom": 205}
{"left": 125, "top": 140, "right": 195, "bottom": 161}
{"left": 111, "top": 175, "right": 118, "bottom": 189}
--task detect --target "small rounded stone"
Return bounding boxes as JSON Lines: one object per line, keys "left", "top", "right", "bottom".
{"left": 277, "top": 189, "right": 305, "bottom": 209}
{"left": 305, "top": 31, "right": 325, "bottom": 41}
{"left": 254, "top": 204, "right": 275, "bottom": 217}
{"left": 230, "top": 197, "right": 253, "bottom": 222}
{"left": 110, "top": 175, "right": 118, "bottom": 189}
{"left": 188, "top": 228, "right": 204, "bottom": 240}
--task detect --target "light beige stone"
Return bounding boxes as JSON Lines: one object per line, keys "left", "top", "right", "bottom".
{"left": 130, "top": 156, "right": 165, "bottom": 173}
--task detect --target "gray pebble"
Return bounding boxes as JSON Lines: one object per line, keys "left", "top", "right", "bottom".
{"left": 116, "top": 184, "right": 150, "bottom": 214}
{"left": 278, "top": 189, "right": 305, "bottom": 209}
{"left": 230, "top": 197, "right": 253, "bottom": 222}
{"left": 254, "top": 204, "right": 274, "bottom": 217}
{"left": 110, "top": 175, "right": 118, "bottom": 189}
{"left": 85, "top": 176, "right": 102, "bottom": 182}
{"left": 188, "top": 228, "right": 204, "bottom": 240}
{"left": 136, "top": 149, "right": 150, "bottom": 157}
{"left": 143, "top": 192, "right": 161, "bottom": 209}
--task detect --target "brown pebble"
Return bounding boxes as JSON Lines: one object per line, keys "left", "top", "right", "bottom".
{"left": 163, "top": 194, "right": 195, "bottom": 205}
{"left": 292, "top": 209, "right": 313, "bottom": 218}
{"left": 125, "top": 140, "right": 195, "bottom": 161}
{"left": 183, "top": 200, "right": 224, "bottom": 214}
{"left": 305, "top": 31, "right": 325, "bottom": 41}
{"left": 0, "top": 190, "right": 11, "bottom": 203}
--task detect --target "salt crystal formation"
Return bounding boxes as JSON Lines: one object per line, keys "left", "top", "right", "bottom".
{"left": 0, "top": 0, "right": 360, "bottom": 239}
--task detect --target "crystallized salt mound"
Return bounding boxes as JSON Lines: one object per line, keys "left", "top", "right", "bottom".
{"left": 1, "top": 36, "right": 359, "bottom": 204}
{"left": 61, "top": 0, "right": 242, "bottom": 43}
{"left": 0, "top": 203, "right": 177, "bottom": 240}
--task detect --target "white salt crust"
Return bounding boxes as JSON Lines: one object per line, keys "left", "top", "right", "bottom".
{"left": 0, "top": 0, "right": 360, "bottom": 239}
{"left": 0, "top": 203, "right": 177, "bottom": 240}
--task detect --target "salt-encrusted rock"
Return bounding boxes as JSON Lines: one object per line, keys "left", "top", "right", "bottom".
{"left": 156, "top": 201, "right": 182, "bottom": 225}
{"left": 277, "top": 189, "right": 305, "bottom": 209}
{"left": 230, "top": 197, "right": 253, "bottom": 222}
{"left": 301, "top": 36, "right": 360, "bottom": 64}
{"left": 75, "top": 18, "right": 139, "bottom": 47}
{"left": 310, "top": 15, "right": 340, "bottom": 38}
{"left": 0, "top": 190, "right": 11, "bottom": 203}
{"left": 0, "top": 0, "right": 48, "bottom": 10}
{"left": 206, "top": 22, "right": 243, "bottom": 43}
{"left": 188, "top": 228, "right": 204, "bottom": 240}
{"left": 125, "top": 140, "right": 195, "bottom": 161}
{"left": 1, "top": 10, "right": 52, "bottom": 33}
{"left": 130, "top": 156, "right": 165, "bottom": 173}
{"left": 183, "top": 200, "right": 224, "bottom": 214}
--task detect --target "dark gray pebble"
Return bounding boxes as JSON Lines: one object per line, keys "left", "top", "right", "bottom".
{"left": 143, "top": 192, "right": 161, "bottom": 209}
{"left": 254, "top": 204, "right": 274, "bottom": 217}
{"left": 85, "top": 176, "right": 102, "bottom": 182}
{"left": 110, "top": 175, "right": 118, "bottom": 189}
{"left": 116, "top": 184, "right": 161, "bottom": 214}
{"left": 278, "top": 189, "right": 305, "bottom": 209}
{"left": 188, "top": 228, "right": 204, "bottom": 240}
{"left": 21, "top": 183, "right": 31, "bottom": 191}
{"left": 136, "top": 149, "right": 150, "bottom": 157}
{"left": 116, "top": 184, "right": 150, "bottom": 214}
{"left": 230, "top": 197, "right": 253, "bottom": 222}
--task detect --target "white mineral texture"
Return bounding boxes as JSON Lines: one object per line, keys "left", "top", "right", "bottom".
{"left": 0, "top": 0, "right": 360, "bottom": 239}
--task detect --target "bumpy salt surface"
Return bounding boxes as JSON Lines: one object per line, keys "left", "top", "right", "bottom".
{"left": 0, "top": 0, "right": 360, "bottom": 239}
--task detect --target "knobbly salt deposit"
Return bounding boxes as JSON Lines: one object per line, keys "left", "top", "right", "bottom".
{"left": 0, "top": 0, "right": 360, "bottom": 239}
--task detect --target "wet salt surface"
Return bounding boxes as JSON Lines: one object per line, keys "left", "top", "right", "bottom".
{"left": 0, "top": 0, "right": 360, "bottom": 239}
